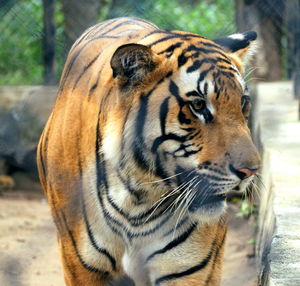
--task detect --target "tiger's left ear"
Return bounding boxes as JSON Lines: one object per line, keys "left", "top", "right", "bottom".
{"left": 213, "top": 31, "right": 257, "bottom": 73}
{"left": 111, "top": 43, "right": 157, "bottom": 88}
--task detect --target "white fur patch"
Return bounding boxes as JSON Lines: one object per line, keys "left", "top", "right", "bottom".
{"left": 228, "top": 33, "right": 245, "bottom": 40}
{"left": 178, "top": 69, "right": 200, "bottom": 91}
{"left": 199, "top": 79, "right": 215, "bottom": 114}
{"left": 199, "top": 79, "right": 214, "bottom": 97}
{"left": 102, "top": 121, "right": 122, "bottom": 166}
{"left": 234, "top": 70, "right": 246, "bottom": 91}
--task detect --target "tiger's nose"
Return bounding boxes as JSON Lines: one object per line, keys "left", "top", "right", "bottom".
{"left": 229, "top": 165, "right": 259, "bottom": 180}
{"left": 237, "top": 168, "right": 259, "bottom": 179}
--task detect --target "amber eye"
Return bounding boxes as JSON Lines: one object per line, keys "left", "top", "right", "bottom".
{"left": 191, "top": 98, "right": 206, "bottom": 113}
{"left": 241, "top": 95, "right": 251, "bottom": 118}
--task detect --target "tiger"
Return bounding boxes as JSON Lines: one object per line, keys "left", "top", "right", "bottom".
{"left": 37, "top": 17, "right": 260, "bottom": 286}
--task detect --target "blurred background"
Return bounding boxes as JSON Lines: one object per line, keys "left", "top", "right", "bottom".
{"left": 0, "top": 1, "right": 299, "bottom": 285}
{"left": 1, "top": 0, "right": 300, "bottom": 85}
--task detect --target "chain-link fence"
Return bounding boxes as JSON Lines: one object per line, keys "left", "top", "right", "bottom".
{"left": 1, "top": 0, "right": 299, "bottom": 84}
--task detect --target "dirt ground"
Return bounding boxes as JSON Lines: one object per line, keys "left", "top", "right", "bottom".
{"left": 0, "top": 184, "right": 258, "bottom": 286}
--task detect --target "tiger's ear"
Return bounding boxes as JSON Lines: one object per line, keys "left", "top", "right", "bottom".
{"left": 110, "top": 44, "right": 157, "bottom": 88}
{"left": 213, "top": 31, "right": 257, "bottom": 72}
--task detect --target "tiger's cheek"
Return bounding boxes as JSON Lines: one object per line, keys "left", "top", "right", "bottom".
{"left": 102, "top": 108, "right": 127, "bottom": 167}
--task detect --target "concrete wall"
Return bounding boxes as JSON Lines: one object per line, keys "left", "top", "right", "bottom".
{"left": 255, "top": 82, "right": 300, "bottom": 286}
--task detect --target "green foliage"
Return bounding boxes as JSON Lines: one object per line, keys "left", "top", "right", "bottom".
{"left": 236, "top": 200, "right": 257, "bottom": 219}
{"left": 0, "top": 0, "right": 65, "bottom": 85}
{"left": 0, "top": 0, "right": 43, "bottom": 85}
{"left": 0, "top": 0, "right": 236, "bottom": 85}
{"left": 144, "top": 0, "right": 236, "bottom": 39}
{"left": 247, "top": 237, "right": 256, "bottom": 244}
{"left": 105, "top": 0, "right": 236, "bottom": 38}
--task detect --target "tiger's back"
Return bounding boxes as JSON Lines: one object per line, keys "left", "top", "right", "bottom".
{"left": 37, "top": 17, "right": 260, "bottom": 286}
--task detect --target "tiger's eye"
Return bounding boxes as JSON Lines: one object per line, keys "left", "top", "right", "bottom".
{"left": 192, "top": 98, "right": 206, "bottom": 112}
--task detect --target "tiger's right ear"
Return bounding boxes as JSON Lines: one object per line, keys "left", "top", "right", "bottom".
{"left": 110, "top": 44, "right": 157, "bottom": 88}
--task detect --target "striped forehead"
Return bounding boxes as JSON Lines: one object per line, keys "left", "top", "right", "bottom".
{"left": 178, "top": 69, "right": 215, "bottom": 97}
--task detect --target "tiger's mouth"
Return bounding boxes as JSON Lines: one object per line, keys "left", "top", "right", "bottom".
{"left": 174, "top": 169, "right": 229, "bottom": 214}
{"left": 188, "top": 193, "right": 226, "bottom": 212}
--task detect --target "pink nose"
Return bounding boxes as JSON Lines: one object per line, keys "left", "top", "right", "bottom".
{"left": 237, "top": 168, "right": 259, "bottom": 179}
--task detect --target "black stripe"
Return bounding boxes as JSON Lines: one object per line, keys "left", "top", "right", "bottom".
{"left": 157, "top": 42, "right": 183, "bottom": 56}
{"left": 197, "top": 66, "right": 214, "bottom": 93}
{"left": 72, "top": 24, "right": 102, "bottom": 50}
{"left": 147, "top": 223, "right": 197, "bottom": 262}
{"left": 172, "top": 32, "right": 205, "bottom": 39}
{"left": 61, "top": 244, "right": 77, "bottom": 279}
{"left": 148, "top": 35, "right": 183, "bottom": 48}
{"left": 217, "top": 65, "right": 237, "bottom": 73}
{"left": 73, "top": 94, "right": 111, "bottom": 274}
{"left": 118, "top": 108, "right": 144, "bottom": 203}
{"left": 220, "top": 70, "right": 235, "bottom": 78}
{"left": 72, "top": 19, "right": 118, "bottom": 49}
{"left": 42, "top": 121, "right": 51, "bottom": 169}
{"left": 178, "top": 146, "right": 203, "bottom": 158}
{"left": 60, "top": 35, "right": 117, "bottom": 91}
{"left": 143, "top": 30, "right": 205, "bottom": 44}
{"left": 163, "top": 216, "right": 189, "bottom": 237}
{"left": 153, "top": 153, "right": 170, "bottom": 181}
{"left": 82, "top": 199, "right": 117, "bottom": 271}
{"left": 178, "top": 52, "right": 188, "bottom": 67}
{"left": 169, "top": 80, "right": 191, "bottom": 125}
{"left": 130, "top": 213, "right": 172, "bottom": 239}
{"left": 60, "top": 210, "right": 109, "bottom": 275}
{"left": 186, "top": 58, "right": 216, "bottom": 74}
{"left": 46, "top": 183, "right": 65, "bottom": 237}
{"left": 93, "top": 117, "right": 126, "bottom": 239}
{"left": 116, "top": 169, "right": 144, "bottom": 203}
{"left": 133, "top": 93, "right": 151, "bottom": 171}
{"left": 142, "top": 30, "right": 174, "bottom": 40}
{"left": 169, "top": 80, "right": 184, "bottom": 106}
{"left": 205, "top": 226, "right": 227, "bottom": 284}
{"left": 101, "top": 191, "right": 173, "bottom": 241}
{"left": 104, "top": 187, "right": 173, "bottom": 226}
{"left": 101, "top": 20, "right": 150, "bottom": 36}
{"left": 88, "top": 34, "right": 118, "bottom": 42}
{"left": 37, "top": 130, "right": 47, "bottom": 185}
{"left": 88, "top": 63, "right": 105, "bottom": 98}
{"left": 187, "top": 60, "right": 203, "bottom": 73}
{"left": 159, "top": 97, "right": 170, "bottom": 135}
{"left": 91, "top": 18, "right": 120, "bottom": 37}
{"left": 151, "top": 133, "right": 186, "bottom": 154}
{"left": 200, "top": 41, "right": 227, "bottom": 51}
{"left": 154, "top": 238, "right": 217, "bottom": 286}
{"left": 100, "top": 198, "right": 125, "bottom": 239}
{"left": 73, "top": 53, "right": 100, "bottom": 90}
{"left": 185, "top": 45, "right": 229, "bottom": 59}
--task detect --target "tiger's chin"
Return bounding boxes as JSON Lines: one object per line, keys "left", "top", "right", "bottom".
{"left": 188, "top": 195, "right": 227, "bottom": 223}
{"left": 233, "top": 176, "right": 253, "bottom": 192}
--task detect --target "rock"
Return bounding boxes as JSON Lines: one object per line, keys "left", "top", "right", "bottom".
{"left": 0, "top": 111, "right": 20, "bottom": 157}
{"left": 0, "top": 86, "right": 57, "bottom": 179}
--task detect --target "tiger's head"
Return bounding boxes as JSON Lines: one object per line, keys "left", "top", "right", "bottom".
{"left": 104, "top": 31, "right": 260, "bottom": 221}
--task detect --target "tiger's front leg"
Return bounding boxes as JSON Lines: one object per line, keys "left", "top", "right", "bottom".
{"left": 57, "top": 228, "right": 116, "bottom": 286}
{"left": 50, "top": 206, "right": 126, "bottom": 286}
{"left": 147, "top": 220, "right": 227, "bottom": 286}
